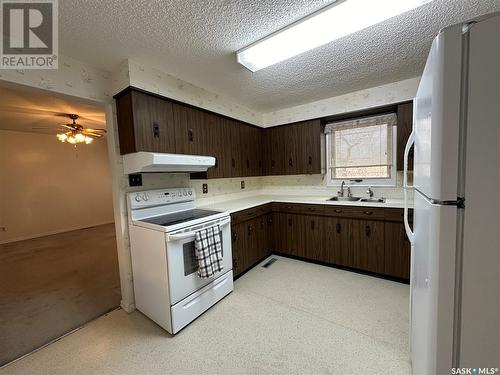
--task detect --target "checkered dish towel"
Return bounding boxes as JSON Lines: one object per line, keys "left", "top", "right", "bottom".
{"left": 194, "top": 225, "right": 224, "bottom": 278}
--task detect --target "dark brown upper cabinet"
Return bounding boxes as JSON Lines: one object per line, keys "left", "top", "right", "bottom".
{"left": 202, "top": 112, "right": 225, "bottom": 179}
{"left": 263, "top": 119, "right": 322, "bottom": 176}
{"left": 239, "top": 124, "right": 262, "bottom": 177}
{"left": 302, "top": 120, "right": 322, "bottom": 174}
{"left": 114, "top": 87, "right": 411, "bottom": 179}
{"left": 172, "top": 102, "right": 208, "bottom": 156}
{"left": 397, "top": 102, "right": 414, "bottom": 171}
{"left": 263, "top": 126, "right": 286, "bottom": 176}
{"left": 115, "top": 89, "right": 177, "bottom": 154}
{"left": 222, "top": 118, "right": 243, "bottom": 178}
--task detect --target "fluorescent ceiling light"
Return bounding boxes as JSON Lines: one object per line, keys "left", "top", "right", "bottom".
{"left": 236, "top": 0, "right": 433, "bottom": 72}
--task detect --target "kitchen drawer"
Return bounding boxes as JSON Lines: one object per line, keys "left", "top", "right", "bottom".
{"left": 231, "top": 204, "right": 271, "bottom": 224}
{"left": 323, "top": 205, "right": 385, "bottom": 220}
{"left": 384, "top": 208, "right": 414, "bottom": 223}
{"left": 171, "top": 271, "right": 233, "bottom": 334}
{"left": 272, "top": 202, "right": 325, "bottom": 215}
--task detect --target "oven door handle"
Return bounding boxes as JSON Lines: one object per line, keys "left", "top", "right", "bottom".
{"left": 167, "top": 218, "right": 231, "bottom": 242}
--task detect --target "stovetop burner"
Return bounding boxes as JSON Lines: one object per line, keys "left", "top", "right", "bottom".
{"left": 139, "top": 209, "right": 221, "bottom": 227}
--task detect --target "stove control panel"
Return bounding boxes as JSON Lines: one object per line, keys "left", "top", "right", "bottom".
{"left": 129, "top": 188, "right": 195, "bottom": 209}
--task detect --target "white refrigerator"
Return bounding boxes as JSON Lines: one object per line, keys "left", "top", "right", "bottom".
{"left": 404, "top": 12, "right": 500, "bottom": 375}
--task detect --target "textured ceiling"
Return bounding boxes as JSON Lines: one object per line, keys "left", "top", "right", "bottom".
{"left": 59, "top": 0, "right": 500, "bottom": 111}
{"left": 0, "top": 83, "right": 105, "bottom": 135}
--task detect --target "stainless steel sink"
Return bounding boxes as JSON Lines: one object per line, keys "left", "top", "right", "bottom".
{"left": 327, "top": 196, "right": 362, "bottom": 202}
{"left": 359, "top": 198, "right": 386, "bottom": 203}
{"left": 327, "top": 196, "right": 386, "bottom": 203}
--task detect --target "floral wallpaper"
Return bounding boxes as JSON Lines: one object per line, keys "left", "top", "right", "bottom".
{"left": 263, "top": 77, "right": 420, "bottom": 127}
{"left": 0, "top": 54, "right": 113, "bottom": 103}
{"left": 121, "top": 59, "right": 262, "bottom": 125}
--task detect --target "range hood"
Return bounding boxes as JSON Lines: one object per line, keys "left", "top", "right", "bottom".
{"left": 122, "top": 152, "right": 216, "bottom": 174}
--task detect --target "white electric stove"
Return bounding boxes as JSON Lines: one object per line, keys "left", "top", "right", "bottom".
{"left": 127, "top": 187, "right": 233, "bottom": 334}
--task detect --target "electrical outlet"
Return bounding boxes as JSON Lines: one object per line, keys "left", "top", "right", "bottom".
{"left": 202, "top": 183, "right": 208, "bottom": 194}
{"left": 128, "top": 174, "right": 142, "bottom": 187}
{"left": 241, "top": 180, "right": 245, "bottom": 189}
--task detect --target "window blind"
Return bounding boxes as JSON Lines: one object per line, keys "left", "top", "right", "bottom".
{"left": 325, "top": 113, "right": 396, "bottom": 179}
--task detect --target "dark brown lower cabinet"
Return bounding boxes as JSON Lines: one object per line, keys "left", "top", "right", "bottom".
{"left": 231, "top": 203, "right": 410, "bottom": 281}
{"left": 324, "top": 217, "right": 352, "bottom": 267}
{"left": 231, "top": 220, "right": 248, "bottom": 277}
{"left": 384, "top": 221, "right": 411, "bottom": 279}
{"left": 351, "top": 220, "right": 385, "bottom": 274}
{"left": 303, "top": 215, "right": 325, "bottom": 262}
{"left": 231, "top": 213, "right": 273, "bottom": 278}
{"left": 275, "top": 213, "right": 305, "bottom": 258}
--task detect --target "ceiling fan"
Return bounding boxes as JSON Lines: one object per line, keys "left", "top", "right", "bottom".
{"left": 55, "top": 114, "right": 107, "bottom": 145}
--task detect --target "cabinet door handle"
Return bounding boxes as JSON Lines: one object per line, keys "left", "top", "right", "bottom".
{"left": 336, "top": 223, "right": 341, "bottom": 233}
{"left": 288, "top": 158, "right": 293, "bottom": 167}
{"left": 334, "top": 209, "right": 342, "bottom": 213}
{"left": 260, "top": 219, "right": 265, "bottom": 229}
{"left": 268, "top": 217, "right": 273, "bottom": 224}
{"left": 308, "top": 156, "right": 312, "bottom": 165}
{"left": 246, "top": 159, "right": 250, "bottom": 169}
{"left": 188, "top": 129, "right": 194, "bottom": 142}
{"left": 214, "top": 157, "right": 218, "bottom": 168}
{"left": 232, "top": 158, "right": 236, "bottom": 168}
{"left": 248, "top": 225, "right": 253, "bottom": 236}
{"left": 364, "top": 211, "right": 373, "bottom": 216}
{"left": 153, "top": 122, "right": 160, "bottom": 138}
{"left": 232, "top": 231, "right": 237, "bottom": 242}
{"left": 365, "top": 225, "right": 371, "bottom": 237}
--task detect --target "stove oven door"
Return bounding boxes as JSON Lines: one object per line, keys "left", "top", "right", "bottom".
{"left": 165, "top": 216, "right": 232, "bottom": 305}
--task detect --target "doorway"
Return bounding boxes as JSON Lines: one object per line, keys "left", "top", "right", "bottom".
{"left": 0, "top": 83, "right": 121, "bottom": 365}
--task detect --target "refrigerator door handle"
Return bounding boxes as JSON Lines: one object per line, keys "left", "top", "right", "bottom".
{"left": 404, "top": 130, "right": 415, "bottom": 244}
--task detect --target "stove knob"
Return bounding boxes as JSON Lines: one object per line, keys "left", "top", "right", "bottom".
{"left": 135, "top": 195, "right": 142, "bottom": 202}
{"left": 188, "top": 190, "right": 192, "bottom": 196}
{"left": 142, "top": 194, "right": 149, "bottom": 201}
{"left": 183, "top": 191, "right": 187, "bottom": 196}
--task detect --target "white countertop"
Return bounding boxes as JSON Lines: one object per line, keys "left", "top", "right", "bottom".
{"left": 197, "top": 192, "right": 407, "bottom": 214}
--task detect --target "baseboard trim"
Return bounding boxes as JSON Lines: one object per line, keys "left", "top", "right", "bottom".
{"left": 273, "top": 252, "right": 410, "bottom": 284}
{"left": 0, "top": 221, "right": 115, "bottom": 245}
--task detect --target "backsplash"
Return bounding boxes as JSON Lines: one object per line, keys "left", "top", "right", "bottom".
{"left": 259, "top": 172, "right": 410, "bottom": 200}
{"left": 123, "top": 173, "right": 262, "bottom": 198}
{"left": 123, "top": 171, "right": 410, "bottom": 201}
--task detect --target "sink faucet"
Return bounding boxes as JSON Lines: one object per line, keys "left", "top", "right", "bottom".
{"left": 339, "top": 181, "right": 346, "bottom": 197}
{"left": 339, "top": 181, "right": 352, "bottom": 197}
{"left": 366, "top": 187, "right": 374, "bottom": 198}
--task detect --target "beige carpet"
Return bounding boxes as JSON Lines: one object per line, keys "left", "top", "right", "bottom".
{"left": 1, "top": 256, "right": 410, "bottom": 374}
{"left": 0, "top": 224, "right": 121, "bottom": 366}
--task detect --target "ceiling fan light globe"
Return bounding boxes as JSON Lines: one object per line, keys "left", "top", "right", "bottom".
{"left": 56, "top": 133, "right": 68, "bottom": 142}
{"left": 74, "top": 132, "right": 85, "bottom": 142}
{"left": 84, "top": 136, "right": 93, "bottom": 144}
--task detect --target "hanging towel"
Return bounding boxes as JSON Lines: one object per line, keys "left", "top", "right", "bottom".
{"left": 194, "top": 225, "right": 223, "bottom": 278}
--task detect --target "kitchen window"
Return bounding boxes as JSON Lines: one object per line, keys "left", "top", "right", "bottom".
{"left": 325, "top": 113, "right": 397, "bottom": 186}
